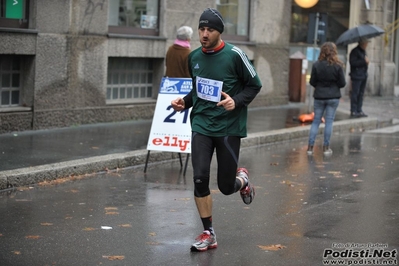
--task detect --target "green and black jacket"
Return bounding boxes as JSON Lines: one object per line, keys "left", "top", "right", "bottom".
{"left": 183, "top": 42, "right": 262, "bottom": 138}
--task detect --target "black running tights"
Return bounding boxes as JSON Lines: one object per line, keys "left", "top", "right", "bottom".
{"left": 191, "top": 132, "right": 241, "bottom": 197}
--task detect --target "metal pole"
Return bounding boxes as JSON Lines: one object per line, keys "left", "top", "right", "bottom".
{"left": 308, "top": 12, "right": 320, "bottom": 113}
{"left": 379, "top": 0, "right": 387, "bottom": 96}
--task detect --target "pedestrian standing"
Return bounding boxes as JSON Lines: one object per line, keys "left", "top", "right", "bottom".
{"left": 307, "top": 42, "right": 346, "bottom": 156}
{"left": 171, "top": 8, "right": 262, "bottom": 252}
{"left": 349, "top": 38, "right": 369, "bottom": 118}
{"left": 165, "top": 26, "right": 193, "bottom": 78}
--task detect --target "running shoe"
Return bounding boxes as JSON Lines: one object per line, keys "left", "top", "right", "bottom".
{"left": 190, "top": 230, "right": 217, "bottom": 252}
{"left": 237, "top": 168, "right": 255, "bottom": 205}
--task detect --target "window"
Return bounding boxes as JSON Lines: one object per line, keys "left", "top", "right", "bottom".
{"left": 108, "top": 0, "right": 159, "bottom": 35}
{"left": 217, "top": 0, "right": 249, "bottom": 41}
{"left": 107, "top": 57, "right": 153, "bottom": 103}
{"left": 0, "top": 56, "right": 20, "bottom": 107}
{"left": 0, "top": 0, "right": 30, "bottom": 29}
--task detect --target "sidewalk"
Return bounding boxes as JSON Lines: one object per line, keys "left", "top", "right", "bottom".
{"left": 0, "top": 95, "right": 397, "bottom": 190}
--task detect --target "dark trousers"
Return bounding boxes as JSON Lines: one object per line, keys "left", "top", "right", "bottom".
{"left": 350, "top": 79, "right": 367, "bottom": 113}
{"left": 191, "top": 132, "right": 241, "bottom": 196}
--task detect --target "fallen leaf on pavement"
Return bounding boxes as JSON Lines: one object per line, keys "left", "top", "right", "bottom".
{"left": 25, "top": 235, "right": 41, "bottom": 239}
{"left": 102, "top": 255, "right": 125, "bottom": 260}
{"left": 83, "top": 227, "right": 96, "bottom": 231}
{"left": 105, "top": 212, "right": 119, "bottom": 215}
{"left": 177, "top": 198, "right": 191, "bottom": 201}
{"left": 118, "top": 224, "right": 132, "bottom": 228}
{"left": 12, "top": 251, "right": 21, "bottom": 255}
{"left": 40, "top": 223, "right": 53, "bottom": 226}
{"left": 104, "top": 207, "right": 118, "bottom": 211}
{"left": 258, "top": 244, "right": 286, "bottom": 251}
{"left": 148, "top": 232, "right": 156, "bottom": 236}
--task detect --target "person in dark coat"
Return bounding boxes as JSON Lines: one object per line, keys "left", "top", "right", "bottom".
{"left": 307, "top": 42, "right": 346, "bottom": 156}
{"left": 349, "top": 38, "right": 369, "bottom": 118}
{"left": 165, "top": 26, "right": 193, "bottom": 78}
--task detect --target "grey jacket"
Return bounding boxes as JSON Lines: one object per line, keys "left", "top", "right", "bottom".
{"left": 310, "top": 60, "right": 346, "bottom": 99}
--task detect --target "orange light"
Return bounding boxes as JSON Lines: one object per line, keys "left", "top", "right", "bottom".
{"left": 294, "top": 0, "right": 319, "bottom": 8}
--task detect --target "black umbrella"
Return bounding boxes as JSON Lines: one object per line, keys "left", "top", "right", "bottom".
{"left": 335, "top": 24, "right": 385, "bottom": 46}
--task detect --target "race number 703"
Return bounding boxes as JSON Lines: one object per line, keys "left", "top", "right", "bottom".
{"left": 199, "top": 84, "right": 216, "bottom": 96}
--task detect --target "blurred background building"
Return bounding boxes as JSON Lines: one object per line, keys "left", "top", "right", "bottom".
{"left": 290, "top": 0, "right": 398, "bottom": 99}
{"left": 0, "top": 0, "right": 397, "bottom": 133}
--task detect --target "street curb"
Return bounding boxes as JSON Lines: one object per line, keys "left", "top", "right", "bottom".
{"left": 0, "top": 117, "right": 378, "bottom": 190}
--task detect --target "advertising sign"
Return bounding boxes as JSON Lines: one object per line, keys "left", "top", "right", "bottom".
{"left": 147, "top": 77, "right": 192, "bottom": 153}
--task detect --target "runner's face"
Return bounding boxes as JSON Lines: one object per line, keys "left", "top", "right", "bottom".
{"left": 199, "top": 27, "right": 221, "bottom": 50}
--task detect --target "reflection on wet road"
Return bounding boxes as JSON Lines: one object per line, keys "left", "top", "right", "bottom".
{"left": 0, "top": 130, "right": 398, "bottom": 265}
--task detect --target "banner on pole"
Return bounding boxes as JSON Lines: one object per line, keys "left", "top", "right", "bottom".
{"left": 147, "top": 77, "right": 192, "bottom": 153}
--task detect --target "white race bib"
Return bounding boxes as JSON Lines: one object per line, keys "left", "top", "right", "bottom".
{"left": 196, "top": 76, "right": 223, "bottom": 103}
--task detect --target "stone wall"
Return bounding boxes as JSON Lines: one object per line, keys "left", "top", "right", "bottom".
{"left": 0, "top": 0, "right": 292, "bottom": 133}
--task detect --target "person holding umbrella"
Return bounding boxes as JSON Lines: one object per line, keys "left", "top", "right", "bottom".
{"left": 335, "top": 24, "right": 384, "bottom": 118}
{"left": 349, "top": 38, "right": 369, "bottom": 118}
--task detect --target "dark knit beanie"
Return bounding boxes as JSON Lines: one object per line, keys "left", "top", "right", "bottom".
{"left": 198, "top": 8, "right": 224, "bottom": 33}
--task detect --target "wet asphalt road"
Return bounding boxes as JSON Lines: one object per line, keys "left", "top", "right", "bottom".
{"left": 0, "top": 129, "right": 398, "bottom": 266}
{"left": 0, "top": 104, "right": 348, "bottom": 172}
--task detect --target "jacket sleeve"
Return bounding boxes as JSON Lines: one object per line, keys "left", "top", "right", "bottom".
{"left": 182, "top": 89, "right": 193, "bottom": 109}
{"left": 232, "top": 79, "right": 262, "bottom": 108}
{"left": 309, "top": 63, "right": 318, "bottom": 87}
{"left": 231, "top": 53, "right": 262, "bottom": 108}
{"left": 183, "top": 55, "right": 194, "bottom": 109}
{"left": 336, "top": 65, "right": 346, "bottom": 88}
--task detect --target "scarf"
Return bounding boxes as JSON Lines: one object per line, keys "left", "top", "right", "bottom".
{"left": 174, "top": 39, "right": 191, "bottom": 48}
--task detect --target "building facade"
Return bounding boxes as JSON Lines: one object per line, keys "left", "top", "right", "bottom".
{"left": 290, "top": 0, "right": 398, "bottom": 97}
{"left": 1, "top": 0, "right": 397, "bottom": 134}
{"left": 0, "top": 0, "right": 291, "bottom": 133}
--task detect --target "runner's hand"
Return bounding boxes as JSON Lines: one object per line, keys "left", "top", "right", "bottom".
{"left": 171, "top": 97, "right": 185, "bottom": 111}
{"left": 217, "top": 91, "right": 236, "bottom": 111}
